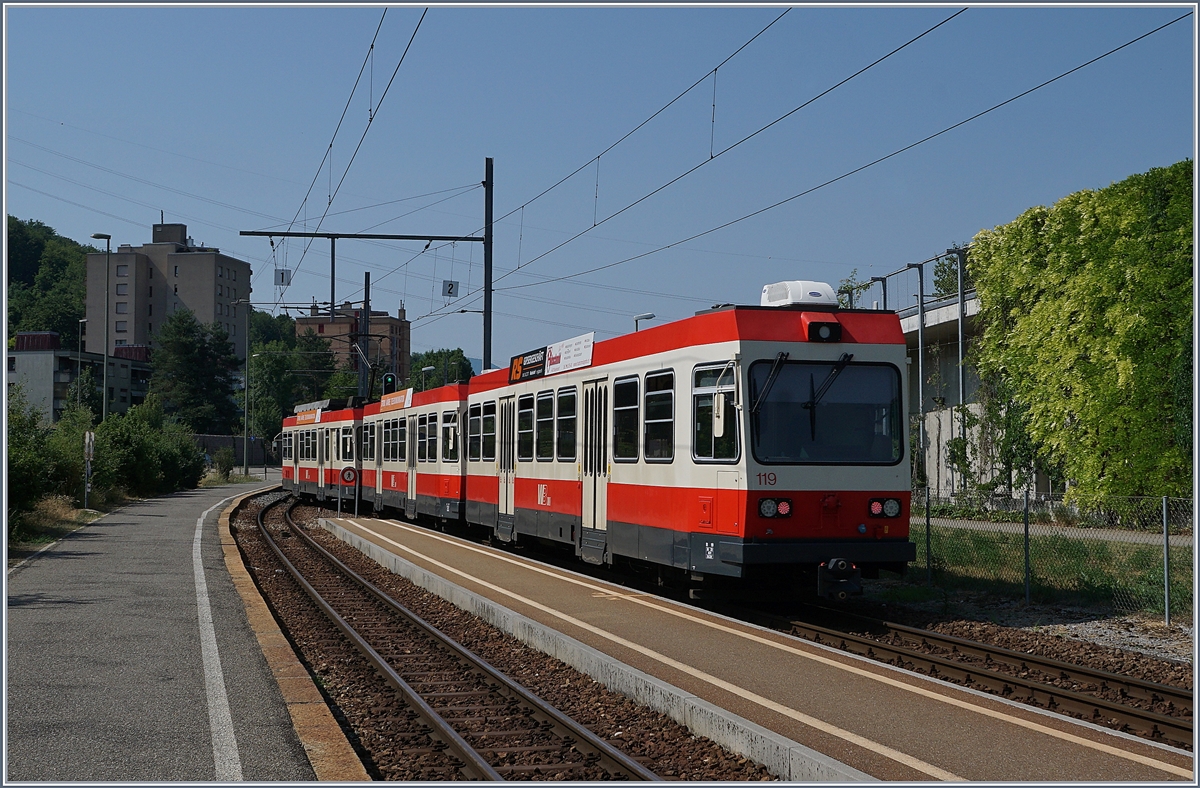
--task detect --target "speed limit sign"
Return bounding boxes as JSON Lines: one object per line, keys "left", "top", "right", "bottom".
{"left": 340, "top": 466, "right": 358, "bottom": 484}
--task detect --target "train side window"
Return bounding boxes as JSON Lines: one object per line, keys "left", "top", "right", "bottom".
{"left": 442, "top": 410, "right": 459, "bottom": 462}
{"left": 397, "top": 419, "right": 407, "bottom": 463}
{"left": 482, "top": 401, "right": 497, "bottom": 461}
{"left": 341, "top": 426, "right": 355, "bottom": 462}
{"left": 556, "top": 387, "right": 576, "bottom": 461}
{"left": 644, "top": 370, "right": 674, "bottom": 462}
{"left": 535, "top": 392, "right": 554, "bottom": 461}
{"left": 517, "top": 394, "right": 534, "bottom": 461}
{"left": 428, "top": 412, "right": 438, "bottom": 462}
{"left": 468, "top": 404, "right": 482, "bottom": 461}
{"left": 361, "top": 423, "right": 376, "bottom": 462}
{"left": 282, "top": 433, "right": 292, "bottom": 461}
{"left": 417, "top": 415, "right": 428, "bottom": 462}
{"left": 693, "top": 364, "right": 739, "bottom": 462}
{"left": 613, "top": 377, "right": 639, "bottom": 461}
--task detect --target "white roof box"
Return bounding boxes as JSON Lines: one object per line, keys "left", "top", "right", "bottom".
{"left": 760, "top": 280, "right": 838, "bottom": 307}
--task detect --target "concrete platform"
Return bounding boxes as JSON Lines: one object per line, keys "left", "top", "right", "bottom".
{"left": 322, "top": 515, "right": 1195, "bottom": 783}
{"left": 5, "top": 481, "right": 317, "bottom": 782}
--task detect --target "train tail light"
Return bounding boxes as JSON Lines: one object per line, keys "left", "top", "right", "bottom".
{"left": 869, "top": 497, "right": 902, "bottom": 518}
{"left": 758, "top": 497, "right": 793, "bottom": 518}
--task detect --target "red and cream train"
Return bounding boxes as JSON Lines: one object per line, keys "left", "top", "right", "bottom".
{"left": 281, "top": 281, "right": 916, "bottom": 598}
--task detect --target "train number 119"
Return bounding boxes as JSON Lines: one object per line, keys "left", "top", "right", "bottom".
{"left": 756, "top": 472, "right": 777, "bottom": 486}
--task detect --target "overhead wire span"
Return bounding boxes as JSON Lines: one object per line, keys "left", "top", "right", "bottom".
{"left": 493, "top": 9, "right": 1192, "bottom": 294}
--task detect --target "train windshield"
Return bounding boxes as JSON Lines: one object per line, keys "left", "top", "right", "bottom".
{"left": 748, "top": 359, "right": 902, "bottom": 464}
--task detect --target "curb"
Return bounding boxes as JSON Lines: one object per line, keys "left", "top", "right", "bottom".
{"left": 322, "top": 518, "right": 874, "bottom": 783}
{"left": 220, "top": 489, "right": 369, "bottom": 782}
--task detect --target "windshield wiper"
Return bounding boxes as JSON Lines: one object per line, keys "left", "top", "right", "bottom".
{"left": 802, "top": 352, "right": 854, "bottom": 439}
{"left": 750, "top": 352, "right": 789, "bottom": 414}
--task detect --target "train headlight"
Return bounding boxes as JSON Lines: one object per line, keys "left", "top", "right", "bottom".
{"left": 869, "top": 497, "right": 902, "bottom": 518}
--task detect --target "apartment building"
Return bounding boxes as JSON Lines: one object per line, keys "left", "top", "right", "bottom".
{"left": 294, "top": 301, "right": 411, "bottom": 384}
{"left": 85, "top": 223, "right": 252, "bottom": 360}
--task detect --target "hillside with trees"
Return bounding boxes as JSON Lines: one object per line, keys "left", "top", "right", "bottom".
{"left": 7, "top": 216, "right": 93, "bottom": 348}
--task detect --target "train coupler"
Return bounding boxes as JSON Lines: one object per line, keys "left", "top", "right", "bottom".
{"left": 817, "top": 558, "right": 862, "bottom": 601}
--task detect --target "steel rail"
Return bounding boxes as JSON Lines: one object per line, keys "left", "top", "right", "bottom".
{"left": 722, "top": 604, "right": 1192, "bottom": 748}
{"left": 257, "top": 498, "right": 502, "bottom": 780}
{"left": 268, "top": 498, "right": 661, "bottom": 781}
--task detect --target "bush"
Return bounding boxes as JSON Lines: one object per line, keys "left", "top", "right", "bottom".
{"left": 6, "top": 384, "right": 49, "bottom": 529}
{"left": 213, "top": 447, "right": 236, "bottom": 481}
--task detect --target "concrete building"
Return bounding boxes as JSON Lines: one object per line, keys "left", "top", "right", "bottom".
{"left": 900, "top": 292, "right": 1058, "bottom": 498}
{"left": 294, "top": 301, "right": 411, "bottom": 384}
{"left": 7, "top": 332, "right": 151, "bottom": 424}
{"left": 85, "top": 223, "right": 252, "bottom": 361}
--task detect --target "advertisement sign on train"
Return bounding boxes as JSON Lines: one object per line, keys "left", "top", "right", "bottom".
{"left": 509, "top": 332, "right": 594, "bottom": 384}
{"left": 380, "top": 387, "right": 415, "bottom": 412}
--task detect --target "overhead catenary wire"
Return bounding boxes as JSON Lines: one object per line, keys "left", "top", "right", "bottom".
{"left": 498, "top": 8, "right": 968, "bottom": 282}
{"left": 411, "top": 8, "right": 1188, "bottom": 325}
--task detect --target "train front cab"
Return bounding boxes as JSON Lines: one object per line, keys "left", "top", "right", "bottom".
{"left": 282, "top": 405, "right": 362, "bottom": 503}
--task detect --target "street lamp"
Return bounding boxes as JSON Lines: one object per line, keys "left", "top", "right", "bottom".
{"left": 77, "top": 318, "right": 87, "bottom": 407}
{"left": 234, "top": 299, "right": 251, "bottom": 475}
{"left": 421, "top": 365, "right": 435, "bottom": 390}
{"left": 634, "top": 312, "right": 656, "bottom": 332}
{"left": 91, "top": 233, "right": 111, "bottom": 421}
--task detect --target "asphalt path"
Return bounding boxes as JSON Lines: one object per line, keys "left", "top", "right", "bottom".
{"left": 5, "top": 475, "right": 314, "bottom": 781}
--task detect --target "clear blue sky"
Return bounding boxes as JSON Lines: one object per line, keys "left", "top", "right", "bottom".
{"left": 4, "top": 4, "right": 1195, "bottom": 364}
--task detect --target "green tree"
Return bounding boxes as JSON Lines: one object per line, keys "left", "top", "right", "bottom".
{"left": 249, "top": 309, "right": 297, "bottom": 349}
{"left": 6, "top": 218, "right": 93, "bottom": 347}
{"left": 65, "top": 366, "right": 104, "bottom": 416}
{"left": 835, "top": 268, "right": 872, "bottom": 309}
{"left": 409, "top": 348, "right": 473, "bottom": 391}
{"left": 292, "top": 328, "right": 338, "bottom": 403}
{"left": 150, "top": 309, "right": 241, "bottom": 433}
{"left": 969, "top": 160, "right": 1192, "bottom": 497}
{"left": 6, "top": 383, "right": 50, "bottom": 524}
{"left": 932, "top": 244, "right": 973, "bottom": 299}
{"left": 91, "top": 394, "right": 204, "bottom": 496}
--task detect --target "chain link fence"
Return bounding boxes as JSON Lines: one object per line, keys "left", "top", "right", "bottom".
{"left": 907, "top": 489, "right": 1193, "bottom": 621}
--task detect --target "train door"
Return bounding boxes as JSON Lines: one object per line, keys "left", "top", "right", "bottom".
{"left": 290, "top": 430, "right": 299, "bottom": 491}
{"left": 580, "top": 378, "right": 609, "bottom": 565}
{"left": 496, "top": 396, "right": 516, "bottom": 541}
{"left": 406, "top": 415, "right": 418, "bottom": 519}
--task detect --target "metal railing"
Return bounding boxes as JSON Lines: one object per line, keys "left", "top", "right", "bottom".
{"left": 908, "top": 489, "right": 1193, "bottom": 622}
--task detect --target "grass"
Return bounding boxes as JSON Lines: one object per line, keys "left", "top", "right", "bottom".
{"left": 7, "top": 495, "right": 106, "bottom": 568}
{"left": 907, "top": 521, "right": 1193, "bottom": 618}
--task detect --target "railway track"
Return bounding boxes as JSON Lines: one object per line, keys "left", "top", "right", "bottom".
{"left": 254, "top": 496, "right": 661, "bottom": 781}
{"left": 717, "top": 603, "right": 1193, "bottom": 749}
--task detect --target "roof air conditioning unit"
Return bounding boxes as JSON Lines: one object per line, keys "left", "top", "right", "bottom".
{"left": 760, "top": 280, "right": 837, "bottom": 307}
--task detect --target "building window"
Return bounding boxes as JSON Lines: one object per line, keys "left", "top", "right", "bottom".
{"left": 115, "top": 302, "right": 128, "bottom": 314}
{"left": 148, "top": 304, "right": 153, "bottom": 316}
{"left": 318, "top": 324, "right": 324, "bottom": 334}
{"left": 148, "top": 267, "right": 153, "bottom": 278}
{"left": 644, "top": 370, "right": 674, "bottom": 462}
{"left": 231, "top": 288, "right": 236, "bottom": 300}
{"left": 173, "top": 285, "right": 178, "bottom": 294}
{"left": 218, "top": 266, "right": 224, "bottom": 278}
{"left": 115, "top": 339, "right": 127, "bottom": 346}
{"left": 218, "top": 284, "right": 223, "bottom": 296}
{"left": 148, "top": 323, "right": 153, "bottom": 334}
{"left": 116, "top": 283, "right": 128, "bottom": 295}
{"left": 231, "top": 269, "right": 236, "bottom": 282}
{"left": 174, "top": 265, "right": 179, "bottom": 277}
{"left": 116, "top": 264, "right": 128, "bottom": 276}
{"left": 115, "top": 321, "right": 128, "bottom": 333}
{"left": 613, "top": 377, "right": 639, "bottom": 461}
{"left": 148, "top": 286, "right": 152, "bottom": 297}
{"left": 7, "top": 357, "right": 15, "bottom": 372}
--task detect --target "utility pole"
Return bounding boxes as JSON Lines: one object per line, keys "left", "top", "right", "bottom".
{"left": 241, "top": 156, "right": 495, "bottom": 379}
{"left": 949, "top": 246, "right": 969, "bottom": 474}
{"left": 907, "top": 261, "right": 926, "bottom": 488}
{"left": 359, "top": 271, "right": 371, "bottom": 398}
{"left": 483, "top": 157, "right": 494, "bottom": 371}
